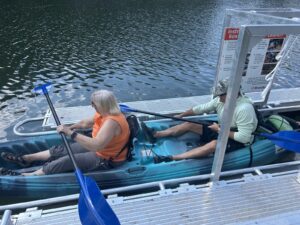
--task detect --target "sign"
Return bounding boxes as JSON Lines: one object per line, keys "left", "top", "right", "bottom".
{"left": 217, "top": 27, "right": 286, "bottom": 92}
{"left": 242, "top": 34, "right": 286, "bottom": 92}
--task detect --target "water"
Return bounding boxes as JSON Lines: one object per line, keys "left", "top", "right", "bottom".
{"left": 0, "top": 0, "right": 300, "bottom": 139}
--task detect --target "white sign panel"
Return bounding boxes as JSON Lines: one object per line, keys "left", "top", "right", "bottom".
{"left": 217, "top": 27, "right": 286, "bottom": 92}
{"left": 242, "top": 34, "right": 286, "bottom": 92}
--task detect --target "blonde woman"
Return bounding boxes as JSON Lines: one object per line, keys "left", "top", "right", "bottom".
{"left": 1, "top": 90, "right": 130, "bottom": 176}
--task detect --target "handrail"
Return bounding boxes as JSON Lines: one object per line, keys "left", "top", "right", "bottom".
{"left": 13, "top": 117, "right": 57, "bottom": 137}
{"left": 1, "top": 158, "right": 300, "bottom": 211}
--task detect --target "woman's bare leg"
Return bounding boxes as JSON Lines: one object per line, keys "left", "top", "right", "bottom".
{"left": 22, "top": 168, "right": 45, "bottom": 176}
{"left": 21, "top": 152, "right": 51, "bottom": 176}
{"left": 22, "top": 150, "right": 51, "bottom": 163}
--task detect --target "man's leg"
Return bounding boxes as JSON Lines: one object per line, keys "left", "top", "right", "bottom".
{"left": 172, "top": 140, "right": 217, "bottom": 160}
{"left": 154, "top": 122, "right": 203, "bottom": 138}
{"left": 154, "top": 140, "right": 218, "bottom": 163}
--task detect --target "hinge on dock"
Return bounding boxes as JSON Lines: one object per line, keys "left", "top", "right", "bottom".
{"left": 210, "top": 180, "right": 228, "bottom": 188}
{"left": 158, "top": 189, "right": 173, "bottom": 196}
{"left": 177, "top": 183, "right": 197, "bottom": 193}
{"left": 107, "top": 194, "right": 124, "bottom": 205}
{"left": 17, "top": 207, "right": 42, "bottom": 223}
{"left": 243, "top": 173, "right": 272, "bottom": 182}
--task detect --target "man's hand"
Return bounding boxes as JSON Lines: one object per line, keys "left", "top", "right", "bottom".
{"left": 56, "top": 125, "right": 72, "bottom": 136}
{"left": 175, "top": 109, "right": 195, "bottom": 118}
{"left": 208, "top": 122, "right": 220, "bottom": 133}
{"left": 174, "top": 113, "right": 184, "bottom": 118}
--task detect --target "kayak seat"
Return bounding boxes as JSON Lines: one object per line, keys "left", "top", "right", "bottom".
{"left": 159, "top": 139, "right": 189, "bottom": 156}
{"left": 140, "top": 122, "right": 156, "bottom": 144}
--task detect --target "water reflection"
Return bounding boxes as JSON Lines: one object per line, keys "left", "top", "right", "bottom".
{"left": 0, "top": 0, "right": 299, "bottom": 139}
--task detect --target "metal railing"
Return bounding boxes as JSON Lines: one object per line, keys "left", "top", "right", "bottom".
{"left": 1, "top": 158, "right": 299, "bottom": 212}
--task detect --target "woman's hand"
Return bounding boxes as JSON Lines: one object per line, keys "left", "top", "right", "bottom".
{"left": 56, "top": 125, "right": 73, "bottom": 136}
{"left": 208, "top": 122, "right": 220, "bottom": 133}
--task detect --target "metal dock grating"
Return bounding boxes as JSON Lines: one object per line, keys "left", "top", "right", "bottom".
{"left": 9, "top": 172, "right": 300, "bottom": 225}
{"left": 115, "top": 174, "right": 300, "bottom": 225}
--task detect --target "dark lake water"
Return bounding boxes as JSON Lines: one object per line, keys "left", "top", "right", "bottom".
{"left": 0, "top": 0, "right": 300, "bottom": 139}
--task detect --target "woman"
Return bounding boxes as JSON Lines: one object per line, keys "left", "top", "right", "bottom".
{"left": 1, "top": 90, "right": 130, "bottom": 176}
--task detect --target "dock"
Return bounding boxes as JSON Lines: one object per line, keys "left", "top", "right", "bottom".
{"left": 43, "top": 87, "right": 300, "bottom": 129}
{"left": 1, "top": 161, "right": 300, "bottom": 225}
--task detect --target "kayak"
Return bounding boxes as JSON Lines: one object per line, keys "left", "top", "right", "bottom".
{"left": 0, "top": 114, "right": 288, "bottom": 201}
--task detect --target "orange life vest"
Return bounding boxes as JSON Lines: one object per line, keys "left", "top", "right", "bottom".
{"left": 92, "top": 113, "right": 130, "bottom": 162}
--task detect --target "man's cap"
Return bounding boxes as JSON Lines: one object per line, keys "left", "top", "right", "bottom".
{"left": 212, "top": 79, "right": 229, "bottom": 98}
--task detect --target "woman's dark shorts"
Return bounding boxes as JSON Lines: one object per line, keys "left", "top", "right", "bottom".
{"left": 201, "top": 125, "right": 245, "bottom": 152}
{"left": 42, "top": 143, "right": 125, "bottom": 175}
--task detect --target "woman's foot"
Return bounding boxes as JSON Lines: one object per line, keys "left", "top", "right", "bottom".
{"left": 0, "top": 167, "right": 20, "bottom": 176}
{"left": 22, "top": 168, "right": 44, "bottom": 176}
{"left": 1, "top": 152, "right": 31, "bottom": 167}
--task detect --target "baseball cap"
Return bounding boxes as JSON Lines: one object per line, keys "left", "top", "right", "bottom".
{"left": 212, "top": 79, "right": 229, "bottom": 98}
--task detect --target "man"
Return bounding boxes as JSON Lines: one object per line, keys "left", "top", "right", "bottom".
{"left": 152, "top": 79, "right": 258, "bottom": 163}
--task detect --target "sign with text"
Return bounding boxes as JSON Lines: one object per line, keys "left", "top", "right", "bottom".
{"left": 217, "top": 27, "right": 286, "bottom": 92}
{"left": 242, "top": 34, "right": 286, "bottom": 92}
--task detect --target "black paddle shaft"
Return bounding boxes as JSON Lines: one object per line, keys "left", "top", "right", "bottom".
{"left": 44, "top": 92, "right": 79, "bottom": 170}
{"left": 133, "top": 108, "right": 212, "bottom": 126}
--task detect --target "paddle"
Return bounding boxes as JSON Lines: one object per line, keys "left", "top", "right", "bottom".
{"left": 120, "top": 104, "right": 300, "bottom": 152}
{"left": 119, "top": 103, "right": 213, "bottom": 126}
{"left": 33, "top": 83, "right": 120, "bottom": 225}
{"left": 258, "top": 130, "right": 300, "bottom": 153}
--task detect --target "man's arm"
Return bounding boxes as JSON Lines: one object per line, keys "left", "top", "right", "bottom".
{"left": 208, "top": 123, "right": 236, "bottom": 140}
{"left": 177, "top": 98, "right": 218, "bottom": 118}
{"left": 176, "top": 109, "right": 195, "bottom": 118}
{"left": 192, "top": 98, "right": 219, "bottom": 115}
{"left": 233, "top": 105, "right": 258, "bottom": 144}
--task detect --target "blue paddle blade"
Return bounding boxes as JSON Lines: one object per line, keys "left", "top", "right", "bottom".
{"left": 32, "top": 83, "right": 52, "bottom": 94}
{"left": 260, "top": 131, "right": 300, "bottom": 153}
{"left": 119, "top": 103, "right": 133, "bottom": 113}
{"left": 78, "top": 175, "right": 120, "bottom": 225}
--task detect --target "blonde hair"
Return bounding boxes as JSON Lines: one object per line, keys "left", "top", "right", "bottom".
{"left": 91, "top": 90, "right": 120, "bottom": 115}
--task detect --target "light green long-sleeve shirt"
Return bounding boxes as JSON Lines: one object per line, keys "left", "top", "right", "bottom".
{"left": 192, "top": 96, "right": 258, "bottom": 144}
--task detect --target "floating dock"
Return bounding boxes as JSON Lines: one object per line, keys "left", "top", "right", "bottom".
{"left": 44, "top": 87, "right": 300, "bottom": 129}
{"left": 1, "top": 161, "right": 300, "bottom": 225}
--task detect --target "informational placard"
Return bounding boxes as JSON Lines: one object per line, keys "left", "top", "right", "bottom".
{"left": 217, "top": 27, "right": 286, "bottom": 93}
{"left": 242, "top": 34, "right": 286, "bottom": 92}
